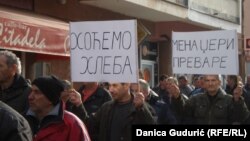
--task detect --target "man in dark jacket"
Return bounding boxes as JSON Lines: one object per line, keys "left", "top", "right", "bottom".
{"left": 137, "top": 79, "right": 163, "bottom": 117}
{"left": 0, "top": 50, "right": 31, "bottom": 115}
{"left": 185, "top": 75, "right": 249, "bottom": 124}
{"left": 61, "top": 81, "right": 112, "bottom": 122}
{"left": 152, "top": 74, "right": 170, "bottom": 103}
{"left": 78, "top": 82, "right": 112, "bottom": 115}
{"left": 158, "top": 77, "right": 188, "bottom": 124}
{"left": 67, "top": 82, "right": 156, "bottom": 141}
{"left": 243, "top": 75, "right": 250, "bottom": 110}
{"left": 0, "top": 101, "right": 32, "bottom": 141}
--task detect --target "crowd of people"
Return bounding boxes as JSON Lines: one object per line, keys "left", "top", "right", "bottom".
{"left": 1, "top": 50, "right": 250, "bottom": 141}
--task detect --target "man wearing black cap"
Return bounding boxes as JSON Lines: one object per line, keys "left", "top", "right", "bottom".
{"left": 26, "top": 75, "right": 90, "bottom": 141}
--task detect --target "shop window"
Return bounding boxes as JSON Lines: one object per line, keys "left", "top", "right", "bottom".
{"left": 140, "top": 42, "right": 158, "bottom": 88}
{"left": 141, "top": 60, "right": 156, "bottom": 88}
{"left": 34, "top": 62, "right": 51, "bottom": 78}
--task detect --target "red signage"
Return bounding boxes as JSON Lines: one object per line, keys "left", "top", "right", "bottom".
{"left": 246, "top": 37, "right": 250, "bottom": 51}
{"left": 245, "top": 37, "right": 250, "bottom": 62}
{"left": 0, "top": 17, "right": 70, "bottom": 56}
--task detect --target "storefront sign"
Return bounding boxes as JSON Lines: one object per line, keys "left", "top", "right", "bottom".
{"left": 0, "top": 17, "right": 69, "bottom": 56}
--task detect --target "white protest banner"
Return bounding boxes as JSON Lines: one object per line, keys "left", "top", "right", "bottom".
{"left": 70, "top": 20, "right": 138, "bottom": 82}
{"left": 172, "top": 30, "right": 238, "bottom": 75}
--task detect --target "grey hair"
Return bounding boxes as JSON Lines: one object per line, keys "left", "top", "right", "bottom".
{"left": 138, "top": 79, "right": 150, "bottom": 93}
{"left": 0, "top": 50, "right": 21, "bottom": 74}
{"left": 61, "top": 79, "right": 72, "bottom": 90}
{"left": 204, "top": 75, "right": 221, "bottom": 81}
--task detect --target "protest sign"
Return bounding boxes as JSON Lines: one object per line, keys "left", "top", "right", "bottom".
{"left": 172, "top": 30, "right": 238, "bottom": 75}
{"left": 70, "top": 20, "right": 138, "bottom": 82}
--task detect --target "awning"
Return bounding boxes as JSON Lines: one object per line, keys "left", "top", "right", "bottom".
{"left": 0, "top": 6, "right": 70, "bottom": 56}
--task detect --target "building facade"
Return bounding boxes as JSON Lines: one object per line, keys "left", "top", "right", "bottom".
{"left": 0, "top": 0, "right": 243, "bottom": 87}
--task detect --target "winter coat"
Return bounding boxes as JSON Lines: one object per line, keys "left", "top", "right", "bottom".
{"left": 87, "top": 100, "right": 155, "bottom": 141}
{"left": 184, "top": 88, "right": 249, "bottom": 124}
{"left": 26, "top": 103, "right": 91, "bottom": 141}
{"left": 0, "top": 74, "right": 31, "bottom": 115}
{"left": 0, "top": 101, "right": 32, "bottom": 141}
{"left": 158, "top": 93, "right": 188, "bottom": 124}
{"left": 78, "top": 86, "right": 112, "bottom": 115}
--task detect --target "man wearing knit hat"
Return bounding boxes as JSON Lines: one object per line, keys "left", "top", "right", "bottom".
{"left": 26, "top": 75, "right": 90, "bottom": 141}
